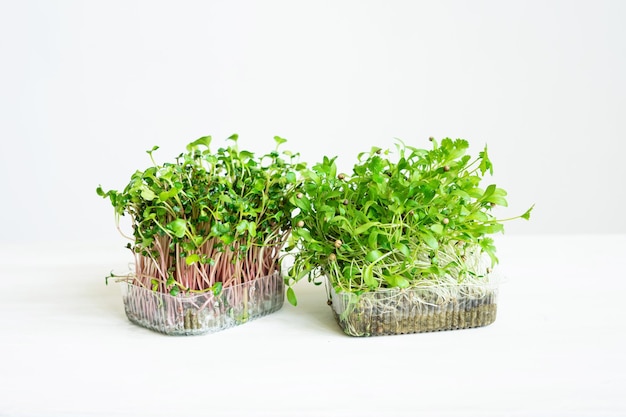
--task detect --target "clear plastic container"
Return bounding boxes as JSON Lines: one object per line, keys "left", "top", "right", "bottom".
{"left": 121, "top": 272, "right": 284, "bottom": 335}
{"left": 329, "top": 281, "right": 498, "bottom": 337}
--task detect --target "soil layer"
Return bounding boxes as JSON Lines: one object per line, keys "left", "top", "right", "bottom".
{"left": 331, "top": 290, "right": 497, "bottom": 337}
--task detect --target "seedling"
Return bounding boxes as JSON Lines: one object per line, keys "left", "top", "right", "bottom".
{"left": 98, "top": 134, "right": 307, "bottom": 334}
{"left": 285, "top": 137, "right": 533, "bottom": 335}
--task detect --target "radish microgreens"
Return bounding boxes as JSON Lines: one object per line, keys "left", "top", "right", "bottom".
{"left": 98, "top": 134, "right": 307, "bottom": 296}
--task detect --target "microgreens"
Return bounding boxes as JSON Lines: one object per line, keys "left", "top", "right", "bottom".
{"left": 97, "top": 134, "right": 307, "bottom": 296}
{"left": 285, "top": 137, "right": 533, "bottom": 305}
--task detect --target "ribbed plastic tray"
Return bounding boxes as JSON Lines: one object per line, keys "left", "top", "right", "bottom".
{"left": 329, "top": 282, "right": 497, "bottom": 337}
{"left": 121, "top": 272, "right": 284, "bottom": 335}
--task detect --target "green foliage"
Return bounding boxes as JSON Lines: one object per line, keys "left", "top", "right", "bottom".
{"left": 286, "top": 137, "right": 533, "bottom": 295}
{"left": 98, "top": 134, "right": 307, "bottom": 295}
{"left": 286, "top": 287, "right": 297, "bottom": 306}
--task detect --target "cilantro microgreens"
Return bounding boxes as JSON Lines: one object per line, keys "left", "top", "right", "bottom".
{"left": 285, "top": 137, "right": 533, "bottom": 304}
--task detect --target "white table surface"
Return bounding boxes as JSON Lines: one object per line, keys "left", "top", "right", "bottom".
{"left": 1, "top": 235, "right": 625, "bottom": 417}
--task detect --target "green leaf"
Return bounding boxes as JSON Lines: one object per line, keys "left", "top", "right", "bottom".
{"left": 365, "top": 249, "right": 384, "bottom": 263}
{"left": 363, "top": 264, "right": 376, "bottom": 288}
{"left": 186, "top": 136, "right": 212, "bottom": 151}
{"left": 158, "top": 188, "right": 178, "bottom": 202}
{"left": 141, "top": 188, "right": 156, "bottom": 201}
{"left": 468, "top": 211, "right": 489, "bottom": 222}
{"left": 342, "top": 265, "right": 357, "bottom": 280}
{"left": 354, "top": 222, "right": 381, "bottom": 235}
{"left": 328, "top": 215, "right": 352, "bottom": 229}
{"left": 493, "top": 187, "right": 508, "bottom": 197}
{"left": 239, "top": 150, "right": 254, "bottom": 159}
{"left": 329, "top": 161, "right": 337, "bottom": 180}
{"left": 193, "top": 235, "right": 204, "bottom": 247}
{"left": 368, "top": 231, "right": 379, "bottom": 250}
{"left": 430, "top": 224, "right": 444, "bottom": 235}
{"left": 423, "top": 233, "right": 438, "bottom": 250}
{"left": 166, "top": 218, "right": 187, "bottom": 238}
{"left": 211, "top": 222, "right": 230, "bottom": 236}
{"left": 293, "top": 195, "right": 311, "bottom": 213}
{"left": 306, "top": 170, "right": 319, "bottom": 184}
{"left": 393, "top": 242, "right": 410, "bottom": 257}
{"left": 481, "top": 184, "right": 496, "bottom": 201}
{"left": 382, "top": 274, "right": 397, "bottom": 286}
{"left": 481, "top": 185, "right": 507, "bottom": 206}
{"left": 479, "top": 145, "right": 493, "bottom": 175}
{"left": 395, "top": 276, "right": 410, "bottom": 288}
{"left": 286, "top": 287, "right": 297, "bottom": 306}
{"left": 451, "top": 189, "right": 471, "bottom": 200}
{"left": 247, "top": 221, "right": 257, "bottom": 237}
{"left": 169, "top": 285, "right": 180, "bottom": 296}
{"left": 521, "top": 204, "right": 535, "bottom": 220}
{"left": 468, "top": 187, "right": 485, "bottom": 198}
{"left": 445, "top": 139, "right": 469, "bottom": 161}
{"left": 212, "top": 282, "right": 223, "bottom": 296}
{"left": 294, "top": 228, "right": 313, "bottom": 242}
{"left": 220, "top": 233, "right": 235, "bottom": 245}
{"left": 236, "top": 220, "right": 249, "bottom": 234}
{"left": 185, "top": 254, "right": 200, "bottom": 265}
{"left": 274, "top": 136, "right": 287, "bottom": 147}
{"left": 285, "top": 171, "right": 297, "bottom": 184}
{"left": 475, "top": 223, "right": 504, "bottom": 234}
{"left": 485, "top": 195, "right": 508, "bottom": 206}
{"left": 253, "top": 178, "right": 266, "bottom": 192}
{"left": 480, "top": 237, "right": 499, "bottom": 266}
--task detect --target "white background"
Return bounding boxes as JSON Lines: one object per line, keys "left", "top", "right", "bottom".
{"left": 1, "top": 235, "right": 625, "bottom": 417}
{"left": 1, "top": 0, "right": 625, "bottom": 246}
{"left": 1, "top": 2, "right": 626, "bottom": 416}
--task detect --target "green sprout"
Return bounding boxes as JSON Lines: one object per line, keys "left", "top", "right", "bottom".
{"left": 285, "top": 137, "right": 533, "bottom": 305}
{"left": 97, "top": 134, "right": 307, "bottom": 295}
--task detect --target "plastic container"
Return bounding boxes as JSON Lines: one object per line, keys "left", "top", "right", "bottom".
{"left": 329, "top": 281, "right": 498, "bottom": 337}
{"left": 121, "top": 272, "right": 284, "bottom": 335}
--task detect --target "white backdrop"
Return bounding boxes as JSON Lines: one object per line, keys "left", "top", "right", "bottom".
{"left": 1, "top": 0, "right": 625, "bottom": 246}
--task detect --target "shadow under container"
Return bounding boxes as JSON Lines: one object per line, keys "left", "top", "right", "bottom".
{"left": 121, "top": 272, "right": 284, "bottom": 335}
{"left": 329, "top": 281, "right": 498, "bottom": 337}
